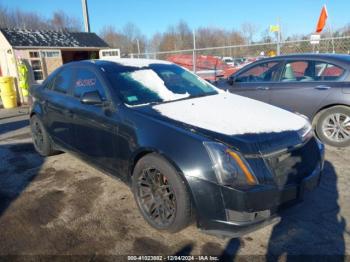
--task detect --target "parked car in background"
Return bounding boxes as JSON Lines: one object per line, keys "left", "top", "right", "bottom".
{"left": 167, "top": 54, "right": 229, "bottom": 81}
{"left": 29, "top": 58, "right": 324, "bottom": 237}
{"left": 219, "top": 54, "right": 350, "bottom": 147}
{"left": 222, "top": 56, "right": 235, "bottom": 66}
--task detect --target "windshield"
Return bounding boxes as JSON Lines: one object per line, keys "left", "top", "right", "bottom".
{"left": 106, "top": 64, "right": 218, "bottom": 106}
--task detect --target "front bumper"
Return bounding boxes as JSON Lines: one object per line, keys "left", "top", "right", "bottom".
{"left": 191, "top": 164, "right": 322, "bottom": 238}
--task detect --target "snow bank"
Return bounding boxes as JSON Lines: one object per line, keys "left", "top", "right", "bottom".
{"left": 153, "top": 93, "right": 307, "bottom": 135}
{"left": 130, "top": 69, "right": 189, "bottom": 101}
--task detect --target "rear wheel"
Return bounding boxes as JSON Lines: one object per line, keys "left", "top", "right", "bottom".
{"left": 132, "top": 153, "right": 192, "bottom": 232}
{"left": 30, "top": 115, "right": 57, "bottom": 156}
{"left": 315, "top": 106, "right": 350, "bottom": 147}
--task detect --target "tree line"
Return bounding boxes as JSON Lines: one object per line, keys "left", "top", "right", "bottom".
{"left": 0, "top": 5, "right": 82, "bottom": 32}
{"left": 1, "top": 4, "right": 349, "bottom": 56}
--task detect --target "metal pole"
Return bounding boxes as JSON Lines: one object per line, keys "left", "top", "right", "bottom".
{"left": 192, "top": 29, "right": 196, "bottom": 73}
{"left": 277, "top": 17, "right": 281, "bottom": 55}
{"left": 329, "top": 25, "right": 335, "bottom": 53}
{"left": 137, "top": 39, "right": 141, "bottom": 58}
{"left": 81, "top": 0, "right": 90, "bottom": 32}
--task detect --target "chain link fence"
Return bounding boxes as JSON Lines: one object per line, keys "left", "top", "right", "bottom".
{"left": 129, "top": 37, "right": 350, "bottom": 77}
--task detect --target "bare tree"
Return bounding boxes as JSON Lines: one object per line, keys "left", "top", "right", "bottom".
{"left": 99, "top": 23, "right": 146, "bottom": 56}
{"left": 241, "top": 22, "right": 257, "bottom": 44}
{"left": 50, "top": 10, "right": 82, "bottom": 31}
{"left": 0, "top": 4, "right": 82, "bottom": 31}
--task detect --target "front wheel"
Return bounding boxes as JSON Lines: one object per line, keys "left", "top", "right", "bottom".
{"left": 132, "top": 153, "right": 193, "bottom": 232}
{"left": 315, "top": 106, "right": 350, "bottom": 147}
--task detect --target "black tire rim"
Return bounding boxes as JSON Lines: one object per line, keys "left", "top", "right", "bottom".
{"left": 31, "top": 120, "right": 44, "bottom": 152}
{"left": 136, "top": 167, "right": 176, "bottom": 227}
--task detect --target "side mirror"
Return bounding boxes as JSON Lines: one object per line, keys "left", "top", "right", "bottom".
{"left": 227, "top": 76, "right": 236, "bottom": 85}
{"left": 80, "top": 90, "right": 103, "bottom": 105}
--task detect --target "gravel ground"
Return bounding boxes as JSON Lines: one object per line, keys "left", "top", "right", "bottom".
{"left": 0, "top": 114, "right": 349, "bottom": 260}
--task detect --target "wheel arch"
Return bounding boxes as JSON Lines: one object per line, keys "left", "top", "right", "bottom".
{"left": 128, "top": 148, "right": 198, "bottom": 218}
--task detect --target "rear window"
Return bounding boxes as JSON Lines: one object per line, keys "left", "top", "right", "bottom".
{"left": 51, "top": 68, "right": 73, "bottom": 93}
{"left": 281, "top": 60, "right": 345, "bottom": 82}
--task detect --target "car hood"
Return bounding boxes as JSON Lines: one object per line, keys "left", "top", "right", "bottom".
{"left": 131, "top": 92, "right": 309, "bottom": 155}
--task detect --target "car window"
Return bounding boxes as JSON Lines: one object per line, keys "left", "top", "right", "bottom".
{"left": 281, "top": 61, "right": 345, "bottom": 82}
{"left": 235, "top": 62, "right": 279, "bottom": 82}
{"left": 52, "top": 68, "right": 73, "bottom": 93}
{"left": 73, "top": 69, "right": 106, "bottom": 99}
{"left": 318, "top": 63, "right": 344, "bottom": 81}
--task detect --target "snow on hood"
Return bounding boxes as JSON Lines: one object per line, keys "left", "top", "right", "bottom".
{"left": 130, "top": 69, "right": 189, "bottom": 101}
{"left": 153, "top": 93, "right": 308, "bottom": 136}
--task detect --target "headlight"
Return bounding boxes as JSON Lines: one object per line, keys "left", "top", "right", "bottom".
{"left": 203, "top": 142, "right": 258, "bottom": 187}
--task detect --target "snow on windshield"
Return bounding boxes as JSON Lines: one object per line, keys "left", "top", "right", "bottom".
{"left": 130, "top": 69, "right": 189, "bottom": 101}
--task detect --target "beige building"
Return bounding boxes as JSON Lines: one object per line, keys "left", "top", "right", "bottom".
{"left": 0, "top": 28, "right": 109, "bottom": 103}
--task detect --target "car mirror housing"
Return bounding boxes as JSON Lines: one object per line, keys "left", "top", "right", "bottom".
{"left": 227, "top": 76, "right": 235, "bottom": 85}
{"left": 80, "top": 90, "right": 103, "bottom": 105}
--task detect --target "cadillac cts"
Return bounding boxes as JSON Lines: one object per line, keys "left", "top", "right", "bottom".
{"left": 29, "top": 58, "right": 325, "bottom": 237}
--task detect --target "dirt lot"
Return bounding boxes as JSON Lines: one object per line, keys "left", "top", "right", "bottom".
{"left": 0, "top": 113, "right": 349, "bottom": 260}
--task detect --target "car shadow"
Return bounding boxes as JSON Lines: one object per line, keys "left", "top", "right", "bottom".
{"left": 266, "top": 160, "right": 346, "bottom": 261}
{"left": 0, "top": 119, "right": 29, "bottom": 136}
{"left": 0, "top": 142, "right": 43, "bottom": 216}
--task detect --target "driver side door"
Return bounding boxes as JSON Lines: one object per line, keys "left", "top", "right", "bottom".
{"left": 228, "top": 61, "right": 283, "bottom": 103}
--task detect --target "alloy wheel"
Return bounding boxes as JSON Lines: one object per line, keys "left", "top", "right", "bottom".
{"left": 31, "top": 120, "right": 44, "bottom": 151}
{"left": 321, "top": 113, "right": 350, "bottom": 143}
{"left": 136, "top": 167, "right": 176, "bottom": 227}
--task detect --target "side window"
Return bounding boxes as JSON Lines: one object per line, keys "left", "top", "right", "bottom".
{"left": 235, "top": 62, "right": 279, "bottom": 82}
{"left": 281, "top": 61, "right": 345, "bottom": 82}
{"left": 74, "top": 69, "right": 106, "bottom": 99}
{"left": 281, "top": 61, "right": 309, "bottom": 82}
{"left": 317, "top": 63, "right": 344, "bottom": 81}
{"left": 52, "top": 68, "right": 73, "bottom": 93}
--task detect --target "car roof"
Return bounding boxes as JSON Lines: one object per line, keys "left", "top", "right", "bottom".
{"left": 258, "top": 53, "right": 350, "bottom": 64}
{"left": 62, "top": 58, "right": 174, "bottom": 69}
{"left": 97, "top": 58, "right": 173, "bottom": 67}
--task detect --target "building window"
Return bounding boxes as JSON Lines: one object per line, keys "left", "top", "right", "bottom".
{"left": 42, "top": 51, "right": 60, "bottom": 58}
{"left": 29, "top": 51, "right": 40, "bottom": 58}
{"left": 31, "top": 60, "right": 44, "bottom": 80}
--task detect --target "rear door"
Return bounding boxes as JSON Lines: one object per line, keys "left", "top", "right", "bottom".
{"left": 44, "top": 66, "right": 76, "bottom": 149}
{"left": 69, "top": 66, "right": 119, "bottom": 171}
{"left": 268, "top": 59, "right": 346, "bottom": 118}
{"left": 228, "top": 61, "right": 283, "bottom": 103}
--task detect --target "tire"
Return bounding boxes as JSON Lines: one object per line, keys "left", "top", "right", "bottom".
{"left": 30, "top": 115, "right": 57, "bottom": 156}
{"left": 132, "top": 153, "right": 192, "bottom": 233}
{"left": 315, "top": 106, "right": 350, "bottom": 147}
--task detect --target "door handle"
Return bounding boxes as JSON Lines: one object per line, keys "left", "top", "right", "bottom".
{"left": 256, "top": 86, "right": 270, "bottom": 90}
{"left": 315, "top": 85, "right": 331, "bottom": 90}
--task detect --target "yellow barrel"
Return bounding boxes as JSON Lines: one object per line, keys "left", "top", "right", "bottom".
{"left": 0, "top": 76, "right": 17, "bottom": 109}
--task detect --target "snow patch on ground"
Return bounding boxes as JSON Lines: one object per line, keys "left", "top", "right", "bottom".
{"left": 153, "top": 93, "right": 307, "bottom": 135}
{"left": 101, "top": 58, "right": 172, "bottom": 68}
{"left": 130, "top": 69, "right": 189, "bottom": 101}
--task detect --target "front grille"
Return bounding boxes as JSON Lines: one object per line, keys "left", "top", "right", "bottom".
{"left": 266, "top": 138, "right": 320, "bottom": 188}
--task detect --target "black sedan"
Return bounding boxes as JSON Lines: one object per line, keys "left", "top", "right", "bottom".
{"left": 29, "top": 58, "right": 324, "bottom": 237}
{"left": 220, "top": 54, "right": 350, "bottom": 147}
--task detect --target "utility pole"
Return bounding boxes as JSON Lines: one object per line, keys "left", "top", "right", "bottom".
{"left": 81, "top": 0, "right": 90, "bottom": 32}
{"left": 192, "top": 29, "right": 196, "bottom": 73}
